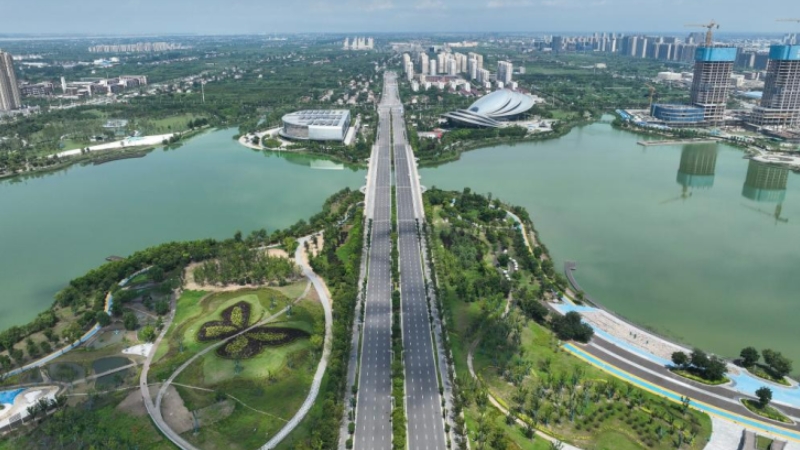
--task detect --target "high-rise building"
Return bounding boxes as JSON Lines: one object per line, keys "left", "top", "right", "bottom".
{"left": 497, "top": 61, "right": 513, "bottom": 84}
{"left": 552, "top": 36, "right": 564, "bottom": 53}
{"left": 477, "top": 68, "right": 491, "bottom": 84}
{"left": 437, "top": 52, "right": 447, "bottom": 74}
{"left": 468, "top": 58, "right": 478, "bottom": 80}
{"left": 420, "top": 53, "right": 429, "bottom": 75}
{"left": 690, "top": 47, "right": 736, "bottom": 126}
{"left": 429, "top": 60, "right": 437, "bottom": 76}
{"left": 0, "top": 50, "right": 21, "bottom": 111}
{"left": 447, "top": 59, "right": 458, "bottom": 76}
{"left": 405, "top": 61, "right": 415, "bottom": 81}
{"left": 751, "top": 45, "right": 800, "bottom": 128}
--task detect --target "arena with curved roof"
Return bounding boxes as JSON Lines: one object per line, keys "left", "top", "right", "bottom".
{"left": 279, "top": 110, "right": 351, "bottom": 141}
{"left": 443, "top": 89, "right": 536, "bottom": 128}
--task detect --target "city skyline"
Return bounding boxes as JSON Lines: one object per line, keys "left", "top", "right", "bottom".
{"left": 2, "top": 0, "right": 800, "bottom": 35}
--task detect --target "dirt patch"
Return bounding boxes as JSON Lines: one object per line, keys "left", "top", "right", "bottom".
{"left": 196, "top": 399, "right": 235, "bottom": 427}
{"left": 116, "top": 389, "right": 148, "bottom": 417}
{"left": 266, "top": 248, "right": 290, "bottom": 259}
{"left": 161, "top": 384, "right": 193, "bottom": 434}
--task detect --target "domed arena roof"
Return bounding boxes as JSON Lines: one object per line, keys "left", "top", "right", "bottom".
{"left": 443, "top": 90, "right": 535, "bottom": 128}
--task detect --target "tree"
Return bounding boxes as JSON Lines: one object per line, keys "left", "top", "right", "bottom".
{"left": 62, "top": 322, "right": 83, "bottom": 344}
{"left": 671, "top": 351, "right": 689, "bottom": 368}
{"left": 95, "top": 311, "right": 111, "bottom": 327}
{"left": 690, "top": 349, "right": 709, "bottom": 369}
{"left": 762, "top": 349, "right": 793, "bottom": 378}
{"left": 150, "top": 265, "right": 165, "bottom": 283}
{"left": 755, "top": 386, "right": 772, "bottom": 409}
{"left": 705, "top": 357, "right": 727, "bottom": 381}
{"left": 123, "top": 312, "right": 138, "bottom": 331}
{"left": 154, "top": 300, "right": 169, "bottom": 316}
{"left": 740, "top": 347, "right": 759, "bottom": 368}
{"left": 140, "top": 325, "right": 156, "bottom": 343}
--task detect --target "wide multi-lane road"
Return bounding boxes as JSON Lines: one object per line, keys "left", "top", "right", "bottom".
{"left": 391, "top": 77, "right": 448, "bottom": 450}
{"left": 353, "top": 75, "right": 394, "bottom": 450}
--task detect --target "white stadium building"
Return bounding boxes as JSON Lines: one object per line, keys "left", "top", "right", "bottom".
{"left": 279, "top": 110, "right": 351, "bottom": 141}
{"left": 443, "top": 89, "right": 536, "bottom": 128}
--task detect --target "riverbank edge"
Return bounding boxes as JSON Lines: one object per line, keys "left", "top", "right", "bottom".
{"left": 0, "top": 128, "right": 209, "bottom": 183}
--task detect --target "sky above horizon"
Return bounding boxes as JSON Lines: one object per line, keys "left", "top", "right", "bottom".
{"left": 2, "top": 0, "right": 798, "bottom": 35}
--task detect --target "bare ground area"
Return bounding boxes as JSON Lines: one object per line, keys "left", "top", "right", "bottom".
{"left": 161, "top": 384, "right": 193, "bottom": 434}
{"left": 196, "top": 399, "right": 235, "bottom": 427}
{"left": 116, "top": 389, "right": 148, "bottom": 417}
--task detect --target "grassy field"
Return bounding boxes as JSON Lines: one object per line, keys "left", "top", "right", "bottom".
{"left": 150, "top": 285, "right": 323, "bottom": 449}
{"left": 149, "top": 286, "right": 297, "bottom": 382}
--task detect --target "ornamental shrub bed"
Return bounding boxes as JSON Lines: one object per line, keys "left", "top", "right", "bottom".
{"left": 196, "top": 301, "right": 252, "bottom": 341}
{"left": 216, "top": 326, "right": 310, "bottom": 359}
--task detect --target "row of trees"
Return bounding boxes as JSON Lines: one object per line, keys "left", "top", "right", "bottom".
{"left": 671, "top": 349, "right": 727, "bottom": 382}
{"left": 740, "top": 347, "right": 793, "bottom": 380}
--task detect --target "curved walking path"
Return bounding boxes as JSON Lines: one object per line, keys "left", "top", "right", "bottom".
{"left": 260, "top": 235, "right": 333, "bottom": 449}
{"left": 139, "top": 235, "right": 331, "bottom": 450}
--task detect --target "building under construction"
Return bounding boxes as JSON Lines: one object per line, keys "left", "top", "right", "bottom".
{"left": 690, "top": 47, "right": 737, "bottom": 126}
{"left": 750, "top": 45, "right": 800, "bottom": 128}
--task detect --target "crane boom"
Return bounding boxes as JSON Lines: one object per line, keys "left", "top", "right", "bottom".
{"left": 685, "top": 21, "right": 720, "bottom": 47}
{"left": 776, "top": 18, "right": 800, "bottom": 22}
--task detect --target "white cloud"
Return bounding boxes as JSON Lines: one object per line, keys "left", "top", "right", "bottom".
{"left": 415, "top": 0, "right": 447, "bottom": 9}
{"left": 486, "top": 0, "right": 533, "bottom": 8}
{"left": 363, "top": 0, "right": 394, "bottom": 10}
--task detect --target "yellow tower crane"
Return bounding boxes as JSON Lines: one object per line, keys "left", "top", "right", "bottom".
{"left": 685, "top": 21, "right": 720, "bottom": 47}
{"left": 645, "top": 84, "right": 657, "bottom": 110}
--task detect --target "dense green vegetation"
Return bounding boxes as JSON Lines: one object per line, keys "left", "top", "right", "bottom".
{"left": 192, "top": 242, "right": 298, "bottom": 286}
{"left": 0, "top": 391, "right": 175, "bottom": 450}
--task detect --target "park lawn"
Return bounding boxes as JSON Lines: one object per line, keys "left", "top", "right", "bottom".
{"left": 147, "top": 114, "right": 200, "bottom": 133}
{"left": 201, "top": 339, "right": 313, "bottom": 384}
{"left": 270, "top": 280, "right": 310, "bottom": 300}
{"left": 151, "top": 288, "right": 292, "bottom": 383}
{"left": 180, "top": 365, "right": 315, "bottom": 450}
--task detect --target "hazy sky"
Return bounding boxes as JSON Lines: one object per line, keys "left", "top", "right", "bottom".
{"left": 3, "top": 0, "right": 798, "bottom": 35}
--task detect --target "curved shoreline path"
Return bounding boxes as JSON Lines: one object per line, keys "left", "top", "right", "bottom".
{"left": 558, "top": 263, "right": 800, "bottom": 444}
{"left": 139, "top": 236, "right": 332, "bottom": 450}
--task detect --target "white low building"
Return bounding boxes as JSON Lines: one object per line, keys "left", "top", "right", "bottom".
{"left": 279, "top": 110, "right": 351, "bottom": 142}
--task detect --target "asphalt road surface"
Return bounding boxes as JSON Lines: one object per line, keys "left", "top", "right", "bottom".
{"left": 354, "top": 75, "right": 395, "bottom": 450}
{"left": 392, "top": 82, "right": 448, "bottom": 448}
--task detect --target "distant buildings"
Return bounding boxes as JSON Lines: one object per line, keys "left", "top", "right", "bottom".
{"left": 690, "top": 47, "right": 737, "bottom": 126}
{"left": 0, "top": 50, "right": 21, "bottom": 111}
{"left": 343, "top": 37, "right": 374, "bottom": 50}
{"left": 279, "top": 110, "right": 351, "bottom": 142}
{"left": 88, "top": 42, "right": 188, "bottom": 53}
{"left": 751, "top": 45, "right": 800, "bottom": 128}
{"left": 497, "top": 61, "right": 513, "bottom": 85}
